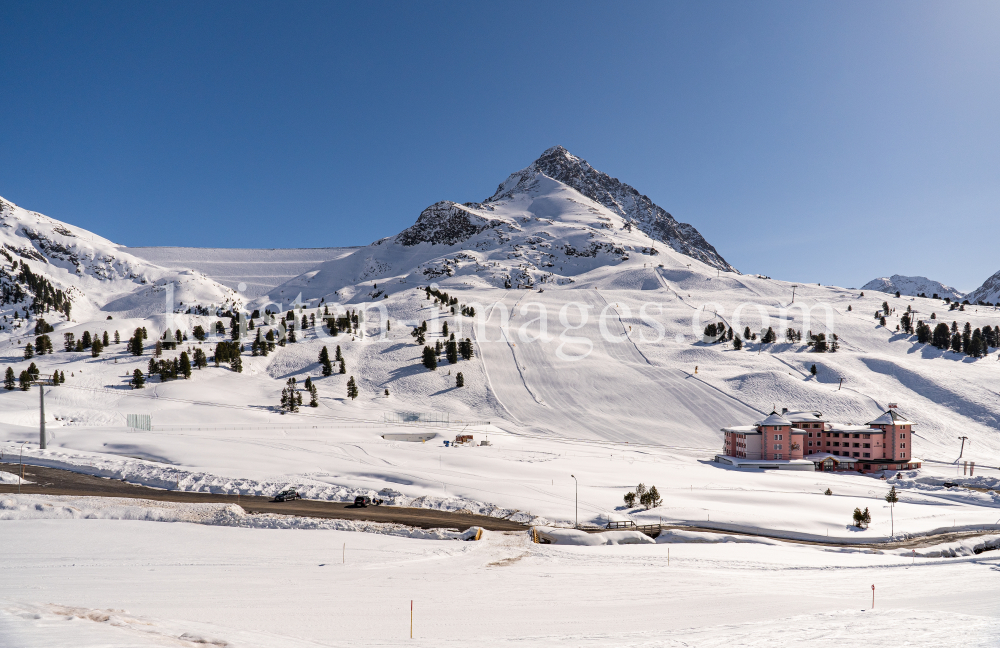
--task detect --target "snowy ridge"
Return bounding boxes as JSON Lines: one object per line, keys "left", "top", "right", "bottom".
{"left": 0, "top": 196, "right": 244, "bottom": 321}
{"left": 967, "top": 269, "right": 1000, "bottom": 304}
{"left": 489, "top": 146, "right": 734, "bottom": 272}
{"left": 861, "top": 274, "right": 964, "bottom": 300}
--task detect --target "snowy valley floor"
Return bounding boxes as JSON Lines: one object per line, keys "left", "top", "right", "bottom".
{"left": 1, "top": 506, "right": 999, "bottom": 647}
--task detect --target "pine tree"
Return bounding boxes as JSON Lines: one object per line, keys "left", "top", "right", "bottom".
{"left": 456, "top": 372, "right": 464, "bottom": 387}
{"left": 23, "top": 343, "right": 33, "bottom": 359}
{"left": 18, "top": 370, "right": 30, "bottom": 391}
{"left": 91, "top": 339, "right": 103, "bottom": 357}
{"left": 59, "top": 370, "right": 65, "bottom": 384}
{"left": 810, "top": 364, "right": 817, "bottom": 376}
{"left": 339, "top": 359, "right": 346, "bottom": 374}
{"left": 132, "top": 369, "right": 145, "bottom": 389}
{"left": 422, "top": 346, "right": 437, "bottom": 370}
{"left": 442, "top": 321, "right": 449, "bottom": 337}
{"left": 446, "top": 340, "right": 458, "bottom": 364}
{"left": 304, "top": 376, "right": 312, "bottom": 391}
{"left": 346, "top": 376, "right": 358, "bottom": 400}
{"left": 231, "top": 354, "right": 243, "bottom": 373}
{"left": 309, "top": 384, "right": 318, "bottom": 407}
{"left": 335, "top": 345, "right": 342, "bottom": 362}
{"left": 180, "top": 352, "right": 192, "bottom": 378}
{"left": 103, "top": 331, "right": 110, "bottom": 346}
{"left": 733, "top": 336, "right": 743, "bottom": 350}
{"left": 3, "top": 367, "right": 15, "bottom": 390}
{"left": 114, "top": 330, "right": 120, "bottom": 344}
{"left": 319, "top": 346, "right": 333, "bottom": 376}
{"left": 193, "top": 348, "right": 207, "bottom": 369}
{"left": 743, "top": 326, "right": 751, "bottom": 339}
{"left": 81, "top": 330, "right": 92, "bottom": 349}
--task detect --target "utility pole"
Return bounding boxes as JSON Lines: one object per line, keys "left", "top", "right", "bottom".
{"left": 957, "top": 436, "right": 968, "bottom": 459}
{"left": 19, "top": 441, "right": 25, "bottom": 494}
{"left": 30, "top": 379, "right": 47, "bottom": 449}
{"left": 791, "top": 285, "right": 798, "bottom": 304}
{"left": 571, "top": 474, "right": 578, "bottom": 529}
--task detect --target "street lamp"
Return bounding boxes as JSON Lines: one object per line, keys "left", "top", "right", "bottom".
{"left": 570, "top": 474, "right": 578, "bottom": 529}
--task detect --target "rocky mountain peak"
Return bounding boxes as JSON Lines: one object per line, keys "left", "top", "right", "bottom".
{"left": 487, "top": 147, "right": 735, "bottom": 272}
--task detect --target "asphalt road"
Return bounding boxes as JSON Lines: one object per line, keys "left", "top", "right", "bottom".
{"left": 0, "top": 463, "right": 527, "bottom": 532}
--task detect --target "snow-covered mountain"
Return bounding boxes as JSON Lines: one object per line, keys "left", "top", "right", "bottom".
{"left": 966, "top": 270, "right": 1000, "bottom": 305}
{"left": 0, "top": 196, "right": 243, "bottom": 321}
{"left": 861, "top": 275, "right": 964, "bottom": 301}
{"left": 265, "top": 146, "right": 732, "bottom": 305}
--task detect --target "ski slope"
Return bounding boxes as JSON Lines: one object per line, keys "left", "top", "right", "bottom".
{"left": 126, "top": 246, "right": 358, "bottom": 298}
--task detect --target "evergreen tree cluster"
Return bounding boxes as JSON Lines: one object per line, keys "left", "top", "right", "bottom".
{"left": 34, "top": 334, "right": 53, "bottom": 355}
{"left": 623, "top": 482, "right": 662, "bottom": 510}
{"left": 411, "top": 321, "right": 428, "bottom": 345}
{"left": 214, "top": 341, "right": 243, "bottom": 372}
{"left": 126, "top": 327, "right": 148, "bottom": 356}
{"left": 324, "top": 310, "right": 360, "bottom": 337}
{"left": 147, "top": 355, "right": 189, "bottom": 381}
{"left": 425, "top": 286, "right": 459, "bottom": 309}
{"left": 280, "top": 377, "right": 302, "bottom": 412}
{"left": 251, "top": 328, "right": 276, "bottom": 356}
{"left": 919, "top": 319, "right": 997, "bottom": 358}
{"left": 0, "top": 260, "right": 72, "bottom": 318}
{"left": 319, "top": 346, "right": 333, "bottom": 376}
{"left": 2, "top": 365, "right": 61, "bottom": 390}
{"left": 304, "top": 376, "right": 319, "bottom": 407}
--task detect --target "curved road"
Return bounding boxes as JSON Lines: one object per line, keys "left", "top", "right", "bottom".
{"left": 0, "top": 463, "right": 527, "bottom": 532}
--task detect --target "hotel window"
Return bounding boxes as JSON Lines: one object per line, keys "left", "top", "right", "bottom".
{"left": 863, "top": 443, "right": 870, "bottom": 448}
{"left": 853, "top": 452, "right": 860, "bottom": 457}
{"left": 853, "top": 443, "right": 860, "bottom": 448}
{"left": 863, "top": 453, "right": 870, "bottom": 458}
{"left": 863, "top": 434, "right": 870, "bottom": 439}
{"left": 832, "top": 442, "right": 839, "bottom": 447}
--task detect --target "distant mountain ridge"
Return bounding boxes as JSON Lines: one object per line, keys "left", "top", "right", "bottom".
{"left": 0, "top": 195, "right": 242, "bottom": 320}
{"left": 861, "top": 274, "right": 964, "bottom": 300}
{"left": 967, "top": 270, "right": 1000, "bottom": 304}
{"left": 268, "top": 146, "right": 736, "bottom": 303}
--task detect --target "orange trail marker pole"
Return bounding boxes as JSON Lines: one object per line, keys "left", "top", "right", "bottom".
{"left": 410, "top": 600, "right": 413, "bottom": 638}
{"left": 871, "top": 584, "right": 875, "bottom": 609}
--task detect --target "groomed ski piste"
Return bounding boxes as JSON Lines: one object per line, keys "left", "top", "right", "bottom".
{"left": 2, "top": 148, "right": 999, "bottom": 645}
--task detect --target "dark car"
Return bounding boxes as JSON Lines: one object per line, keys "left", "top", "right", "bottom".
{"left": 274, "top": 488, "right": 301, "bottom": 502}
{"left": 353, "top": 496, "right": 383, "bottom": 507}
{"left": 942, "top": 482, "right": 958, "bottom": 488}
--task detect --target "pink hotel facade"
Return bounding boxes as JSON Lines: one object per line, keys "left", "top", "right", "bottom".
{"left": 718, "top": 409, "right": 921, "bottom": 473}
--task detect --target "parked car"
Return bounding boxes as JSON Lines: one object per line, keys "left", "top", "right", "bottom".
{"left": 353, "top": 496, "right": 383, "bottom": 507}
{"left": 274, "top": 488, "right": 301, "bottom": 502}
{"left": 942, "top": 482, "right": 957, "bottom": 488}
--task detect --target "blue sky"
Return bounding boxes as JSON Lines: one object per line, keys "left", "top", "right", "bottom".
{"left": 1, "top": 1, "right": 998, "bottom": 291}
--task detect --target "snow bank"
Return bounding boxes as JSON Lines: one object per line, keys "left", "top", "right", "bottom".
{"left": 8, "top": 446, "right": 547, "bottom": 525}
{"left": 655, "top": 529, "right": 783, "bottom": 545}
{"left": 534, "top": 526, "right": 654, "bottom": 546}
{"left": 0, "top": 471, "right": 30, "bottom": 485}
{"left": 0, "top": 494, "right": 483, "bottom": 540}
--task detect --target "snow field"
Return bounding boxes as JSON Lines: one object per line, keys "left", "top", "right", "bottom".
{"left": 0, "top": 515, "right": 998, "bottom": 647}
